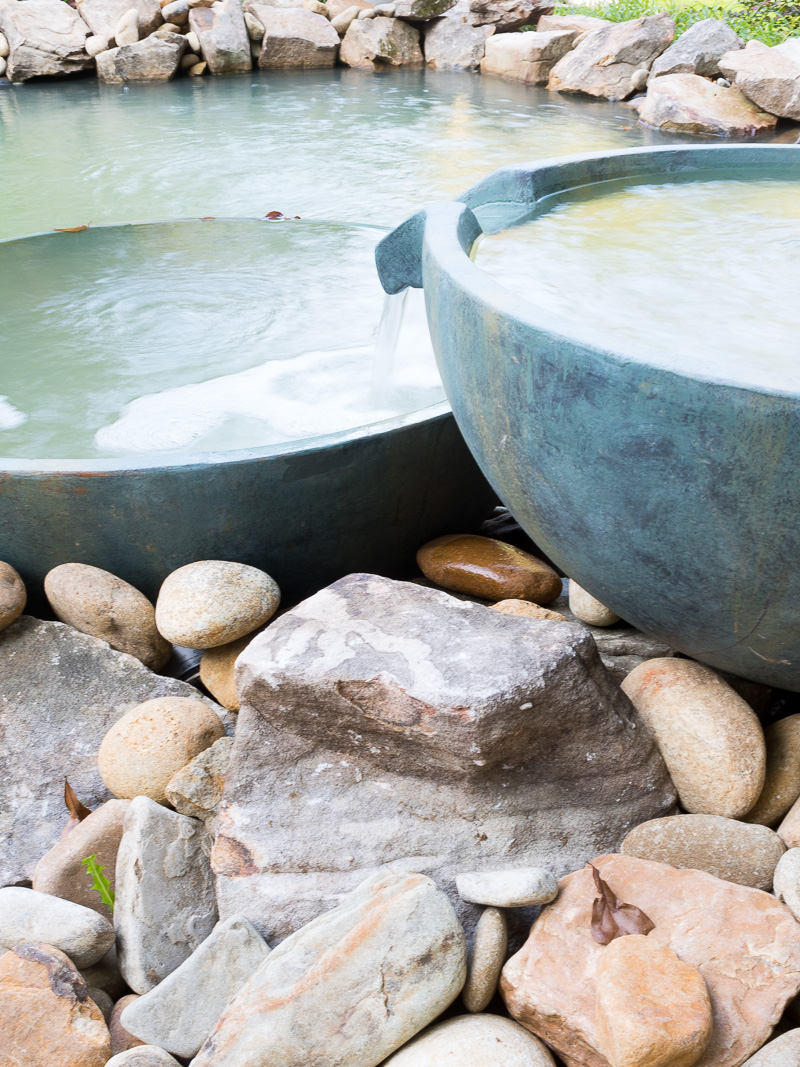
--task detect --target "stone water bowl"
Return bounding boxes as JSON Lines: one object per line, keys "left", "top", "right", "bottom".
{"left": 0, "top": 218, "right": 494, "bottom": 605}
{"left": 376, "top": 144, "right": 800, "bottom": 690}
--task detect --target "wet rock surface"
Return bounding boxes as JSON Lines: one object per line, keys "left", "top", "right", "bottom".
{"left": 214, "top": 574, "right": 674, "bottom": 943}
{"left": 418, "top": 533, "right": 562, "bottom": 603}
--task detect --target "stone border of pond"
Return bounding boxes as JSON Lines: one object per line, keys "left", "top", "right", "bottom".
{"left": 1, "top": 0, "right": 799, "bottom": 137}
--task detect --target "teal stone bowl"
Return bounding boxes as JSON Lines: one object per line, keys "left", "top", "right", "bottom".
{"left": 376, "top": 145, "right": 800, "bottom": 690}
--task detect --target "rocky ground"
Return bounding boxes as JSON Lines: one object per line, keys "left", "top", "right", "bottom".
{"left": 1, "top": 0, "right": 799, "bottom": 138}
{"left": 3, "top": 516, "right": 800, "bottom": 1066}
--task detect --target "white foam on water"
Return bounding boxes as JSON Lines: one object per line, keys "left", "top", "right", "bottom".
{"left": 0, "top": 397, "right": 27, "bottom": 431}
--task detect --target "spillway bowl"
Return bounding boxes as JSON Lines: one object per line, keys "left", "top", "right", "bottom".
{"left": 0, "top": 218, "right": 495, "bottom": 604}
{"left": 376, "top": 144, "right": 800, "bottom": 690}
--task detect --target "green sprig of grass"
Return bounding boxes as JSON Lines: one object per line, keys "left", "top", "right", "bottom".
{"left": 82, "top": 854, "right": 115, "bottom": 913}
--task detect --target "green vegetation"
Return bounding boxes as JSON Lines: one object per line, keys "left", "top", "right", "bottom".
{"left": 82, "top": 854, "right": 115, "bottom": 913}
{"left": 554, "top": 0, "right": 800, "bottom": 46}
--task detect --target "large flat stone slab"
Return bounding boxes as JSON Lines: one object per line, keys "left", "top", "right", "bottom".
{"left": 213, "top": 574, "right": 675, "bottom": 945}
{"left": 0, "top": 616, "right": 228, "bottom": 887}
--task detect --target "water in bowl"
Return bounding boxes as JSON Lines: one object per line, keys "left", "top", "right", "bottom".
{"left": 474, "top": 178, "right": 800, "bottom": 393}
{"left": 0, "top": 219, "right": 439, "bottom": 460}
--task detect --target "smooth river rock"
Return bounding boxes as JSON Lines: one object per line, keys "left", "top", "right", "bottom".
{"left": 741, "top": 1029, "right": 800, "bottom": 1066}
{"left": 548, "top": 13, "right": 675, "bottom": 100}
{"left": 0, "top": 616, "right": 226, "bottom": 887}
{"left": 98, "top": 695, "right": 226, "bottom": 805}
{"left": 121, "top": 914, "right": 270, "bottom": 1057}
{"left": 456, "top": 868, "right": 558, "bottom": 907}
{"left": 638, "top": 73, "right": 778, "bottom": 136}
{"left": 384, "top": 1014, "right": 556, "bottom": 1066}
{"left": 0, "top": 561, "right": 25, "bottom": 631}
{"left": 595, "top": 934, "right": 712, "bottom": 1067}
{"left": 745, "top": 714, "right": 800, "bottom": 827}
{"left": 106, "top": 1050, "right": 181, "bottom": 1067}
{"left": 115, "top": 796, "right": 217, "bottom": 994}
{"left": 77, "top": 0, "right": 162, "bottom": 38}
{"left": 650, "top": 16, "right": 741, "bottom": 79}
{"left": 96, "top": 34, "right": 187, "bottom": 80}
{"left": 44, "top": 562, "right": 171, "bottom": 671}
{"left": 199, "top": 629, "right": 263, "bottom": 711}
{"left": 501, "top": 853, "right": 800, "bottom": 1067}
{"left": 110, "top": 994, "right": 146, "bottom": 1055}
{"left": 0, "top": 943, "right": 111, "bottom": 1067}
{"left": 779, "top": 794, "right": 800, "bottom": 848}
{"left": 33, "top": 800, "right": 130, "bottom": 920}
{"left": 165, "top": 735, "right": 233, "bottom": 823}
{"left": 340, "top": 14, "right": 423, "bottom": 67}
{"left": 462, "top": 907, "right": 508, "bottom": 1013}
{"left": 479, "top": 27, "right": 574, "bottom": 84}
{"left": 0, "top": 0, "right": 92, "bottom": 80}
{"left": 568, "top": 580, "right": 620, "bottom": 627}
{"left": 193, "top": 869, "right": 465, "bottom": 1067}
{"left": 0, "top": 887, "right": 115, "bottom": 968}
{"left": 156, "top": 560, "right": 280, "bottom": 649}
{"left": 491, "top": 598, "right": 567, "bottom": 621}
{"left": 214, "top": 574, "right": 674, "bottom": 945}
{"left": 621, "top": 814, "right": 785, "bottom": 890}
{"left": 418, "top": 533, "right": 561, "bottom": 603}
{"left": 774, "top": 848, "right": 800, "bottom": 924}
{"left": 621, "top": 657, "right": 765, "bottom": 818}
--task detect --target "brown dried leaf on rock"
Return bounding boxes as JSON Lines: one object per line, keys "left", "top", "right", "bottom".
{"left": 590, "top": 863, "right": 654, "bottom": 945}
{"left": 62, "top": 779, "right": 92, "bottom": 838}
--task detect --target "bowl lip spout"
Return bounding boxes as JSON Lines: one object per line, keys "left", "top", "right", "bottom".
{"left": 423, "top": 143, "right": 800, "bottom": 402}
{"left": 0, "top": 215, "right": 452, "bottom": 475}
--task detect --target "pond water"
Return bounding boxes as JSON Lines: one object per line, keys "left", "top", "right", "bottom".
{"left": 475, "top": 178, "right": 800, "bottom": 393}
{"left": 0, "top": 69, "right": 783, "bottom": 458}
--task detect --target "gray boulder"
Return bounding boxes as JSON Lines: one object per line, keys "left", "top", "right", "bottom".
{"left": 189, "top": 0, "right": 251, "bottom": 73}
{"left": 0, "top": 0, "right": 92, "bottom": 81}
{"left": 549, "top": 12, "right": 675, "bottom": 100}
{"left": 165, "top": 735, "right": 233, "bottom": 826}
{"left": 650, "top": 17, "right": 741, "bottom": 80}
{"left": 339, "top": 15, "right": 423, "bottom": 67}
{"left": 464, "top": 0, "right": 553, "bottom": 33}
{"left": 0, "top": 616, "right": 228, "bottom": 887}
{"left": 213, "top": 574, "right": 675, "bottom": 946}
{"left": 245, "top": 3, "right": 339, "bottom": 66}
{"left": 638, "top": 72, "right": 778, "bottom": 136}
{"left": 480, "top": 27, "right": 574, "bottom": 83}
{"left": 393, "top": 0, "right": 454, "bottom": 17}
{"left": 720, "top": 38, "right": 800, "bottom": 122}
{"left": 96, "top": 34, "right": 186, "bottom": 80}
{"left": 77, "top": 0, "right": 162, "bottom": 39}
{"left": 120, "top": 914, "right": 270, "bottom": 1057}
{"left": 423, "top": 15, "right": 493, "bottom": 70}
{"left": 0, "top": 887, "right": 115, "bottom": 968}
{"left": 537, "top": 12, "right": 608, "bottom": 33}
{"left": 193, "top": 869, "right": 466, "bottom": 1067}
{"left": 115, "top": 796, "right": 218, "bottom": 994}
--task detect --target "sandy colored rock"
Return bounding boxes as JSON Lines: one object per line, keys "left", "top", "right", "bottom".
{"left": 193, "top": 869, "right": 466, "bottom": 1067}
{"left": 0, "top": 561, "right": 25, "bottom": 631}
{"left": 650, "top": 17, "right": 741, "bottom": 79}
{"left": 85, "top": 33, "right": 110, "bottom": 54}
{"left": 745, "top": 714, "right": 800, "bottom": 827}
{"left": 549, "top": 13, "right": 675, "bottom": 100}
{"left": 98, "top": 695, "right": 225, "bottom": 805}
{"left": 164, "top": 735, "right": 233, "bottom": 823}
{"left": 32, "top": 800, "right": 129, "bottom": 919}
{"left": 96, "top": 33, "right": 186, "bottom": 78}
{"left": 156, "top": 559, "right": 280, "bottom": 649}
{"left": 774, "top": 848, "right": 800, "bottom": 924}
{"left": 0, "top": 887, "right": 115, "bottom": 968}
{"left": 457, "top": 868, "right": 558, "bottom": 907}
{"left": 568, "top": 580, "right": 620, "bottom": 627}
{"left": 200, "top": 629, "right": 263, "bottom": 710}
{"left": 189, "top": 0, "right": 251, "bottom": 72}
{"left": 384, "top": 1014, "right": 556, "bottom": 1065}
{"left": 110, "top": 994, "right": 146, "bottom": 1055}
{"left": 596, "top": 934, "right": 712, "bottom": 1067}
{"left": 621, "top": 814, "right": 785, "bottom": 891}
{"left": 463, "top": 907, "right": 507, "bottom": 1013}
{"left": 492, "top": 599, "right": 567, "bottom": 621}
{"left": 621, "top": 658, "right": 765, "bottom": 818}
{"left": 479, "top": 27, "right": 574, "bottom": 83}
{"left": 741, "top": 1028, "right": 800, "bottom": 1066}
{"left": 0, "top": 0, "right": 92, "bottom": 80}
{"left": 78, "top": 0, "right": 162, "bottom": 38}
{"left": 340, "top": 14, "right": 422, "bottom": 67}
{"left": 114, "top": 8, "right": 141, "bottom": 45}
{"left": 0, "top": 943, "right": 111, "bottom": 1067}
{"left": 107, "top": 1049, "right": 181, "bottom": 1066}
{"left": 501, "top": 853, "right": 800, "bottom": 1067}
{"left": 779, "top": 794, "right": 800, "bottom": 849}
{"left": 638, "top": 73, "right": 778, "bottom": 136}
{"left": 537, "top": 12, "right": 608, "bottom": 33}
{"left": 423, "top": 16, "right": 493, "bottom": 72}
{"left": 0, "top": 30, "right": 8, "bottom": 57}
{"left": 719, "top": 38, "right": 800, "bottom": 122}
{"left": 418, "top": 534, "right": 561, "bottom": 604}
{"left": 44, "top": 563, "right": 170, "bottom": 672}
{"left": 248, "top": 4, "right": 339, "bottom": 64}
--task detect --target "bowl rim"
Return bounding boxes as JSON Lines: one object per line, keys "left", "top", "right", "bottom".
{"left": 430, "top": 143, "right": 800, "bottom": 401}
{"left": 0, "top": 216, "right": 451, "bottom": 474}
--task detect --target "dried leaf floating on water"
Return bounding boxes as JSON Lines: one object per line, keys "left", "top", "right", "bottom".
{"left": 53, "top": 224, "right": 91, "bottom": 232}
{"left": 62, "top": 778, "right": 92, "bottom": 838}
{"left": 590, "top": 863, "right": 654, "bottom": 945}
